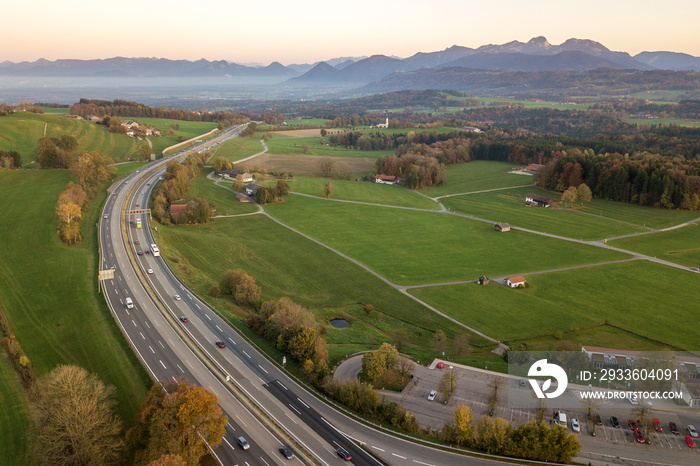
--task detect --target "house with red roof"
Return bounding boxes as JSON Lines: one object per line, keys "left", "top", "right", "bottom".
{"left": 505, "top": 276, "right": 526, "bottom": 288}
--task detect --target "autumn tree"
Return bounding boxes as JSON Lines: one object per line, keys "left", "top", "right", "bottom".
{"left": 452, "top": 333, "right": 470, "bottom": 358}
{"left": 324, "top": 181, "right": 334, "bottom": 199}
{"left": 452, "top": 404, "right": 474, "bottom": 446}
{"left": 0, "top": 149, "right": 22, "bottom": 168}
{"left": 213, "top": 157, "right": 232, "bottom": 173}
{"left": 318, "top": 156, "right": 334, "bottom": 176}
{"left": 473, "top": 416, "right": 513, "bottom": 454}
{"left": 433, "top": 329, "right": 448, "bottom": 356}
{"left": 487, "top": 376, "right": 504, "bottom": 415}
{"left": 301, "top": 142, "right": 310, "bottom": 154}
{"left": 275, "top": 180, "right": 290, "bottom": 197}
{"left": 561, "top": 186, "right": 578, "bottom": 207}
{"left": 439, "top": 370, "right": 456, "bottom": 401}
{"left": 30, "top": 365, "right": 124, "bottom": 465}
{"left": 255, "top": 186, "right": 273, "bottom": 204}
{"left": 139, "top": 144, "right": 153, "bottom": 161}
{"left": 72, "top": 150, "right": 115, "bottom": 197}
{"left": 577, "top": 182, "right": 592, "bottom": 204}
{"left": 128, "top": 379, "right": 227, "bottom": 465}
{"left": 184, "top": 197, "right": 211, "bottom": 224}
{"left": 233, "top": 175, "right": 244, "bottom": 191}
{"left": 219, "top": 269, "right": 260, "bottom": 305}
{"left": 147, "top": 454, "right": 187, "bottom": 466}
{"left": 56, "top": 200, "right": 83, "bottom": 245}
{"left": 361, "top": 343, "right": 399, "bottom": 383}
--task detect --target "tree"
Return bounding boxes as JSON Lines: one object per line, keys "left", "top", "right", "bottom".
{"left": 473, "top": 416, "right": 513, "bottom": 455}
{"left": 391, "top": 328, "right": 407, "bottom": 351}
{"left": 318, "top": 156, "right": 334, "bottom": 176}
{"left": 452, "top": 333, "right": 470, "bottom": 358}
{"left": 487, "top": 376, "right": 504, "bottom": 415}
{"left": 432, "top": 329, "right": 448, "bottom": 356}
{"left": 139, "top": 143, "right": 153, "bottom": 161}
{"left": 361, "top": 343, "right": 399, "bottom": 383}
{"left": 30, "top": 365, "right": 124, "bottom": 465}
{"left": 279, "top": 325, "right": 316, "bottom": 361}
{"left": 452, "top": 404, "right": 474, "bottom": 446}
{"left": 577, "top": 183, "right": 592, "bottom": 204}
{"left": 324, "top": 181, "right": 334, "bottom": 199}
{"left": 561, "top": 186, "right": 578, "bottom": 207}
{"left": 275, "top": 180, "right": 290, "bottom": 197}
{"left": 439, "top": 370, "right": 456, "bottom": 402}
{"left": 219, "top": 269, "right": 247, "bottom": 295}
{"left": 235, "top": 273, "right": 261, "bottom": 305}
{"left": 147, "top": 454, "right": 187, "bottom": 466}
{"left": 128, "top": 379, "right": 227, "bottom": 465}
{"left": 632, "top": 403, "right": 653, "bottom": 438}
{"left": 72, "top": 150, "right": 115, "bottom": 196}
{"left": 213, "top": 157, "right": 232, "bottom": 173}
{"left": 255, "top": 186, "right": 273, "bottom": 204}
{"left": 301, "top": 142, "right": 310, "bottom": 154}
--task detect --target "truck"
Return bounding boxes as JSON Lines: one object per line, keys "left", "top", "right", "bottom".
{"left": 125, "top": 297, "right": 134, "bottom": 309}
{"left": 555, "top": 411, "right": 567, "bottom": 427}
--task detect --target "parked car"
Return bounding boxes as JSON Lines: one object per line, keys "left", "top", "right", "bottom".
{"left": 652, "top": 418, "right": 662, "bottom": 431}
{"left": 278, "top": 446, "right": 294, "bottom": 459}
{"left": 427, "top": 390, "right": 437, "bottom": 401}
{"left": 237, "top": 436, "right": 249, "bottom": 450}
{"left": 628, "top": 419, "right": 638, "bottom": 431}
{"left": 437, "top": 362, "right": 445, "bottom": 369}
{"left": 669, "top": 422, "right": 679, "bottom": 434}
{"left": 685, "top": 436, "right": 696, "bottom": 448}
{"left": 336, "top": 448, "right": 352, "bottom": 461}
{"left": 610, "top": 416, "right": 620, "bottom": 428}
{"left": 634, "top": 431, "right": 645, "bottom": 444}
{"left": 688, "top": 425, "right": 698, "bottom": 437}
{"left": 628, "top": 394, "right": 638, "bottom": 404}
{"left": 571, "top": 418, "right": 580, "bottom": 433}
{"left": 596, "top": 415, "right": 603, "bottom": 426}
{"left": 216, "top": 341, "right": 226, "bottom": 348}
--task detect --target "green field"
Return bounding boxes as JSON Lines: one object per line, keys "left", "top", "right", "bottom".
{"left": 0, "top": 111, "right": 138, "bottom": 164}
{"left": 283, "top": 118, "right": 330, "bottom": 126}
{"left": 122, "top": 117, "right": 218, "bottom": 156}
{"left": 265, "top": 195, "right": 629, "bottom": 286}
{"left": 38, "top": 106, "right": 70, "bottom": 114}
{"left": 0, "top": 352, "right": 31, "bottom": 465}
{"left": 210, "top": 136, "right": 264, "bottom": 163}
{"left": 421, "top": 161, "right": 532, "bottom": 197}
{"left": 625, "top": 118, "right": 700, "bottom": 128}
{"left": 612, "top": 222, "right": 700, "bottom": 268}
{"left": 409, "top": 260, "right": 699, "bottom": 350}
{"left": 0, "top": 170, "right": 149, "bottom": 427}
{"left": 187, "top": 172, "right": 259, "bottom": 216}
{"left": 263, "top": 176, "right": 441, "bottom": 210}
{"left": 265, "top": 135, "right": 394, "bottom": 158}
{"left": 353, "top": 126, "right": 463, "bottom": 134}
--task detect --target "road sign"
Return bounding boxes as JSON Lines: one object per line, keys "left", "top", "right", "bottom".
{"left": 98, "top": 269, "right": 115, "bottom": 280}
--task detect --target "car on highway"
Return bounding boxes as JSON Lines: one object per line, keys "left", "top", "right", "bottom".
{"left": 336, "top": 448, "right": 352, "bottom": 461}
{"left": 686, "top": 436, "right": 696, "bottom": 448}
{"left": 134, "top": 240, "right": 139, "bottom": 245}
{"left": 237, "top": 436, "right": 249, "bottom": 450}
{"left": 437, "top": 362, "right": 444, "bottom": 369}
{"left": 278, "top": 446, "right": 294, "bottom": 459}
{"left": 610, "top": 416, "right": 620, "bottom": 428}
{"left": 427, "top": 389, "right": 437, "bottom": 401}
{"left": 135, "top": 204, "right": 140, "bottom": 207}
{"left": 174, "top": 294, "right": 181, "bottom": 300}
{"left": 216, "top": 341, "right": 226, "bottom": 348}
{"left": 137, "top": 251, "right": 143, "bottom": 256}
{"left": 669, "top": 422, "right": 679, "bottom": 434}
{"left": 145, "top": 250, "right": 150, "bottom": 254}
{"left": 688, "top": 425, "right": 698, "bottom": 437}
{"left": 147, "top": 268, "right": 153, "bottom": 274}
{"left": 103, "top": 214, "right": 108, "bottom": 218}
{"left": 652, "top": 418, "right": 662, "bottom": 431}
{"left": 571, "top": 418, "right": 580, "bottom": 433}
{"left": 180, "top": 316, "right": 188, "bottom": 323}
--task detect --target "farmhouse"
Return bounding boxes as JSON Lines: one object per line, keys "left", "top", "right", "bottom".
{"left": 525, "top": 193, "right": 557, "bottom": 208}
{"left": 245, "top": 183, "right": 263, "bottom": 196}
{"left": 461, "top": 126, "right": 482, "bottom": 133}
{"left": 374, "top": 174, "right": 397, "bottom": 185}
{"left": 235, "top": 193, "right": 250, "bottom": 202}
{"left": 505, "top": 276, "right": 526, "bottom": 288}
{"left": 219, "top": 169, "right": 253, "bottom": 183}
{"left": 478, "top": 276, "right": 490, "bottom": 285}
{"left": 494, "top": 222, "right": 511, "bottom": 232}
{"left": 169, "top": 203, "right": 188, "bottom": 221}
{"left": 524, "top": 164, "right": 545, "bottom": 175}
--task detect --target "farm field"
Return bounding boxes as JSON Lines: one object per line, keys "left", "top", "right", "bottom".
{"left": 625, "top": 117, "right": 700, "bottom": 128}
{"left": 282, "top": 118, "right": 330, "bottom": 126}
{"left": 0, "top": 170, "right": 149, "bottom": 426}
{"left": 263, "top": 176, "right": 441, "bottom": 210}
{"left": 409, "top": 260, "right": 699, "bottom": 350}
{"left": 264, "top": 135, "right": 394, "bottom": 158}
{"left": 612, "top": 222, "right": 700, "bottom": 268}
{"left": 113, "top": 161, "right": 150, "bottom": 177}
{"left": 421, "top": 161, "right": 532, "bottom": 197}
{"left": 238, "top": 152, "right": 376, "bottom": 175}
{"left": 154, "top": 214, "right": 490, "bottom": 364}
{"left": 209, "top": 136, "right": 264, "bottom": 163}
{"left": 122, "top": 116, "right": 218, "bottom": 156}
{"left": 440, "top": 187, "right": 648, "bottom": 241}
{"left": 265, "top": 195, "right": 630, "bottom": 286}
{"left": 0, "top": 111, "right": 138, "bottom": 164}
{"left": 187, "top": 171, "right": 259, "bottom": 216}
{"left": 0, "top": 353, "right": 31, "bottom": 465}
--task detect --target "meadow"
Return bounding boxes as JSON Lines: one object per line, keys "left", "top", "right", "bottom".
{"left": 612, "top": 222, "right": 700, "bottom": 268}
{"left": 265, "top": 195, "right": 629, "bottom": 286}
{"left": 0, "top": 352, "right": 31, "bottom": 464}
{"left": 121, "top": 116, "right": 218, "bottom": 156}
{"left": 409, "top": 260, "right": 700, "bottom": 351}
{"left": 0, "top": 170, "right": 150, "bottom": 426}
{"left": 421, "top": 161, "right": 533, "bottom": 197}
{"left": 209, "top": 136, "right": 265, "bottom": 163}
{"left": 262, "top": 176, "right": 441, "bottom": 210}
{"left": 187, "top": 172, "right": 259, "bottom": 216}
{"left": 625, "top": 117, "right": 700, "bottom": 128}
{"left": 264, "top": 134, "right": 394, "bottom": 158}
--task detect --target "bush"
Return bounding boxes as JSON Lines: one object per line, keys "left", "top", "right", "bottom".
{"left": 209, "top": 286, "right": 221, "bottom": 297}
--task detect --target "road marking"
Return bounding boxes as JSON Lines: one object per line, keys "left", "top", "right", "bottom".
{"left": 259, "top": 457, "right": 271, "bottom": 466}
{"left": 277, "top": 381, "right": 288, "bottom": 390}
{"left": 288, "top": 404, "right": 301, "bottom": 415}
{"left": 372, "top": 446, "right": 385, "bottom": 452}
{"left": 140, "top": 332, "right": 145, "bottom": 340}
{"left": 297, "top": 398, "right": 310, "bottom": 409}
{"left": 227, "top": 337, "right": 237, "bottom": 345}
{"left": 186, "top": 360, "right": 193, "bottom": 368}
{"left": 392, "top": 453, "right": 407, "bottom": 459}
{"left": 154, "top": 320, "right": 160, "bottom": 327}
{"left": 118, "top": 276, "right": 121, "bottom": 281}
{"left": 114, "top": 288, "right": 119, "bottom": 294}
{"left": 180, "top": 284, "right": 184, "bottom": 290}
{"left": 158, "top": 341, "right": 164, "bottom": 348}
{"left": 195, "top": 303, "right": 201, "bottom": 310}
{"left": 177, "top": 364, "right": 185, "bottom": 373}
{"left": 285, "top": 412, "right": 298, "bottom": 424}
{"left": 125, "top": 309, "right": 130, "bottom": 316}
{"left": 216, "top": 325, "right": 222, "bottom": 332}
{"left": 236, "top": 415, "right": 247, "bottom": 427}
{"left": 149, "top": 346, "right": 155, "bottom": 353}
{"left": 242, "top": 351, "right": 251, "bottom": 359}
{"left": 132, "top": 320, "right": 137, "bottom": 327}
{"left": 258, "top": 365, "right": 268, "bottom": 374}
{"left": 227, "top": 422, "right": 236, "bottom": 431}
{"left": 205, "top": 314, "right": 211, "bottom": 320}
{"left": 160, "top": 360, "right": 166, "bottom": 369}
{"left": 413, "top": 460, "right": 435, "bottom": 466}
{"left": 187, "top": 294, "right": 192, "bottom": 299}
{"left": 145, "top": 321, "right": 150, "bottom": 329}
{"left": 222, "top": 437, "right": 235, "bottom": 450}
{"left": 258, "top": 377, "right": 265, "bottom": 383}
{"left": 119, "top": 299, "right": 123, "bottom": 304}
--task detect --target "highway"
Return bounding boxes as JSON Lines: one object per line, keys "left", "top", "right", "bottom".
{"left": 99, "top": 126, "right": 519, "bottom": 466}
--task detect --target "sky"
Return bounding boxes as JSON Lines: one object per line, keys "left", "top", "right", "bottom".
{"left": 4, "top": 0, "right": 700, "bottom": 64}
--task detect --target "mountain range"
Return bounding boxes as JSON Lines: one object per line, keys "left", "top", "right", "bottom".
{"left": 1, "top": 37, "right": 698, "bottom": 89}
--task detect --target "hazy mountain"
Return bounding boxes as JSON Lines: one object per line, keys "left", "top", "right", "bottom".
{"left": 443, "top": 51, "right": 629, "bottom": 72}
{"left": 284, "top": 62, "right": 342, "bottom": 86}
{"left": 403, "top": 45, "right": 473, "bottom": 70}
{"left": 634, "top": 51, "right": 700, "bottom": 71}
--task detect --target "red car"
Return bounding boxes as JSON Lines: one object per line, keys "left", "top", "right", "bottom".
{"left": 634, "top": 431, "right": 645, "bottom": 444}
{"left": 652, "top": 418, "right": 662, "bottom": 431}
{"left": 137, "top": 250, "right": 144, "bottom": 256}
{"left": 180, "top": 316, "right": 188, "bottom": 323}
{"left": 628, "top": 419, "right": 638, "bottom": 431}
{"left": 686, "top": 436, "right": 696, "bottom": 448}
{"left": 437, "top": 362, "right": 445, "bottom": 369}
{"left": 215, "top": 341, "right": 226, "bottom": 348}
{"left": 669, "top": 422, "right": 679, "bottom": 434}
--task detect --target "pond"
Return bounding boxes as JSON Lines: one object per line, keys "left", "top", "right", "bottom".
{"left": 329, "top": 318, "right": 349, "bottom": 329}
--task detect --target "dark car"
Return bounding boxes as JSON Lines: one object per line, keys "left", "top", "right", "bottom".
{"left": 670, "top": 422, "right": 679, "bottom": 434}
{"left": 216, "top": 341, "right": 226, "bottom": 348}
{"left": 596, "top": 415, "right": 603, "bottom": 426}
{"left": 134, "top": 240, "right": 140, "bottom": 245}
{"left": 610, "top": 416, "right": 620, "bottom": 428}
{"left": 180, "top": 316, "right": 188, "bottom": 323}
{"left": 137, "top": 250, "right": 144, "bottom": 256}
{"left": 336, "top": 448, "right": 352, "bottom": 461}
{"left": 278, "top": 446, "right": 294, "bottom": 459}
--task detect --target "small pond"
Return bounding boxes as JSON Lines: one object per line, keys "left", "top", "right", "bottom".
{"left": 329, "top": 318, "right": 349, "bottom": 329}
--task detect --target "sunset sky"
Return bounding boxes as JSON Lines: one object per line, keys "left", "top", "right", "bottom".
{"left": 4, "top": 0, "right": 699, "bottom": 64}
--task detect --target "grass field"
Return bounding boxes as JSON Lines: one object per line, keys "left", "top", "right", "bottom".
{"left": 421, "top": 161, "right": 532, "bottom": 197}
{"left": 265, "top": 135, "right": 394, "bottom": 159}
{"left": 121, "top": 117, "right": 218, "bottom": 156}
{"left": 283, "top": 118, "right": 330, "bottom": 126}
{"left": 408, "top": 260, "right": 699, "bottom": 350}
{"left": 265, "top": 195, "right": 629, "bottom": 286}
{"left": 625, "top": 118, "right": 700, "bottom": 128}
{"left": 612, "top": 222, "right": 700, "bottom": 268}
{"left": 0, "top": 170, "right": 149, "bottom": 427}
{"left": 239, "top": 153, "right": 377, "bottom": 175}
{"left": 187, "top": 172, "right": 259, "bottom": 216}
{"left": 209, "top": 136, "right": 264, "bottom": 163}
{"left": 262, "top": 176, "right": 441, "bottom": 210}
{"left": 353, "top": 126, "right": 463, "bottom": 134}
{"left": 0, "top": 352, "right": 31, "bottom": 465}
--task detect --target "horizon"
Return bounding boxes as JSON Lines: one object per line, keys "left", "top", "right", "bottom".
{"left": 4, "top": 0, "right": 700, "bottom": 65}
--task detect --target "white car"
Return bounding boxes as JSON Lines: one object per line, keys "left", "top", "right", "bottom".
{"left": 103, "top": 214, "right": 108, "bottom": 219}
{"left": 571, "top": 418, "right": 580, "bottom": 433}
{"left": 689, "top": 425, "right": 698, "bottom": 438}
{"left": 174, "top": 294, "right": 181, "bottom": 300}
{"left": 147, "top": 268, "right": 153, "bottom": 274}
{"left": 427, "top": 390, "right": 437, "bottom": 401}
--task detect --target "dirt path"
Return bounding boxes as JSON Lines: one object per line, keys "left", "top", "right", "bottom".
{"left": 433, "top": 184, "right": 535, "bottom": 200}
